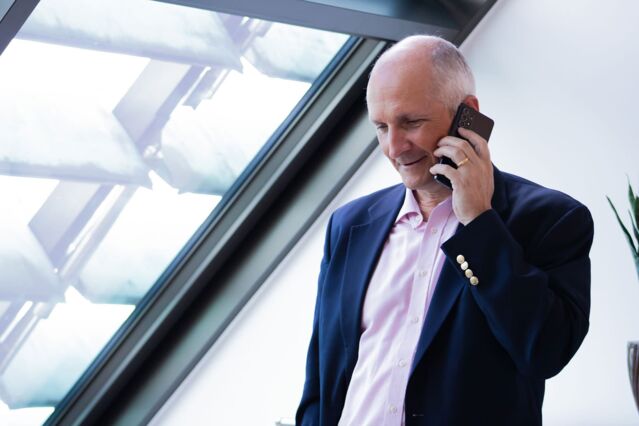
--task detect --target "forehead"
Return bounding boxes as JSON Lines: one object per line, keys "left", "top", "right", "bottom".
{"left": 366, "top": 56, "right": 438, "bottom": 119}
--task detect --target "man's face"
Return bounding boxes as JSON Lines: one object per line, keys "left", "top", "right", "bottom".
{"left": 367, "top": 57, "right": 453, "bottom": 191}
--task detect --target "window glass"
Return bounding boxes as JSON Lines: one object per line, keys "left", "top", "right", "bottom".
{"left": 0, "top": 0, "right": 14, "bottom": 19}
{"left": 0, "top": 0, "right": 350, "bottom": 423}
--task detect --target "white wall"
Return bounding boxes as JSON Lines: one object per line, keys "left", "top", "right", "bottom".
{"left": 462, "top": 1, "right": 639, "bottom": 423}
{"left": 152, "top": 1, "right": 639, "bottom": 424}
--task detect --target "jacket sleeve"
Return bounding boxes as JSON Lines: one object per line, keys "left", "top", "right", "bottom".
{"left": 296, "top": 214, "right": 334, "bottom": 425}
{"left": 441, "top": 204, "right": 594, "bottom": 379}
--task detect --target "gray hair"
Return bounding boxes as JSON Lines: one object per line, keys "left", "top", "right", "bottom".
{"left": 428, "top": 37, "right": 476, "bottom": 114}
{"left": 379, "top": 35, "right": 476, "bottom": 114}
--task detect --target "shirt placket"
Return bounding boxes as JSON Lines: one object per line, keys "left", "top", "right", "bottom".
{"left": 384, "top": 219, "right": 433, "bottom": 425}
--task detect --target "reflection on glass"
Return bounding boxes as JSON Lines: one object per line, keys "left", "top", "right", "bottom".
{"left": 0, "top": 0, "right": 349, "bottom": 423}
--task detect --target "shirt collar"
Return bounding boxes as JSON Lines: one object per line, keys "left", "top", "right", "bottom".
{"left": 395, "top": 188, "right": 453, "bottom": 229}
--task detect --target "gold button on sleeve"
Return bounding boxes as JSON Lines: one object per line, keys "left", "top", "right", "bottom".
{"left": 470, "top": 276, "right": 479, "bottom": 286}
{"left": 461, "top": 261, "right": 469, "bottom": 271}
{"left": 465, "top": 269, "right": 473, "bottom": 278}
{"left": 456, "top": 255, "right": 465, "bottom": 264}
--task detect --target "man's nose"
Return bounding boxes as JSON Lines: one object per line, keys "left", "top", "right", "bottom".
{"left": 387, "top": 127, "right": 411, "bottom": 159}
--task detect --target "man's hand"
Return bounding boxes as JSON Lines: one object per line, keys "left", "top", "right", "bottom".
{"left": 429, "top": 127, "right": 494, "bottom": 225}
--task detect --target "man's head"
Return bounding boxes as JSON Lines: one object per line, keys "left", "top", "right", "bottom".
{"left": 366, "top": 35, "right": 477, "bottom": 192}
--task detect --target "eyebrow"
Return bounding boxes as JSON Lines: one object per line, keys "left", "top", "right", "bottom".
{"left": 399, "top": 114, "right": 429, "bottom": 122}
{"left": 371, "top": 114, "right": 431, "bottom": 125}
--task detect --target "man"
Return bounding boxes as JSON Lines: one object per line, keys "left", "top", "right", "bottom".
{"left": 296, "top": 35, "right": 594, "bottom": 426}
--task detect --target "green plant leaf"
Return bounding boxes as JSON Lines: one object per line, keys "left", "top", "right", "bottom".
{"left": 628, "top": 178, "right": 639, "bottom": 218}
{"left": 630, "top": 211, "right": 639, "bottom": 255}
{"left": 628, "top": 178, "right": 639, "bottom": 244}
{"left": 607, "top": 196, "right": 638, "bottom": 257}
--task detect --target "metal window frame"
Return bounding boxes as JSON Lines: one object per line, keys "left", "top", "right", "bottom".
{"left": 154, "top": 0, "right": 495, "bottom": 44}
{"left": 0, "top": 1, "right": 497, "bottom": 424}
{"left": 0, "top": 0, "right": 38, "bottom": 55}
{"left": 44, "top": 35, "right": 383, "bottom": 426}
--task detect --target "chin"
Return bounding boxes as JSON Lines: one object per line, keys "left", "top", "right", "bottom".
{"left": 401, "top": 175, "right": 432, "bottom": 190}
{"left": 396, "top": 160, "right": 436, "bottom": 189}
{"left": 402, "top": 175, "right": 447, "bottom": 192}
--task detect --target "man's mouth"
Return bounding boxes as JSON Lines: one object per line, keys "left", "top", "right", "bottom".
{"left": 401, "top": 155, "right": 428, "bottom": 167}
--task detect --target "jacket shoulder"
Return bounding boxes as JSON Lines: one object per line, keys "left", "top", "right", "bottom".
{"left": 501, "top": 171, "right": 588, "bottom": 215}
{"left": 498, "top": 171, "right": 594, "bottom": 249}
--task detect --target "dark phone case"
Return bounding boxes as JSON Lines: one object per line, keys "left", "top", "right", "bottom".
{"left": 434, "top": 104, "right": 494, "bottom": 189}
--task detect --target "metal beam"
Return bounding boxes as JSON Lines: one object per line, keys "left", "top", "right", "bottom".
{"left": 157, "top": 0, "right": 459, "bottom": 41}
{"left": 0, "top": 0, "right": 38, "bottom": 55}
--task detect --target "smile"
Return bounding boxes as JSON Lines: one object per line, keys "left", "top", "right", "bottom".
{"left": 401, "top": 156, "right": 427, "bottom": 167}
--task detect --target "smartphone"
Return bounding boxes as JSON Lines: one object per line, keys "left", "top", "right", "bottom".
{"left": 434, "top": 103, "right": 494, "bottom": 189}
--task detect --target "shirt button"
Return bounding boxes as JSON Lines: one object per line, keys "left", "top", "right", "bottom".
{"left": 417, "top": 269, "right": 428, "bottom": 277}
{"left": 411, "top": 316, "right": 420, "bottom": 324}
{"left": 430, "top": 227, "right": 438, "bottom": 234}
{"left": 398, "top": 359, "right": 407, "bottom": 367}
{"left": 389, "top": 405, "right": 398, "bottom": 414}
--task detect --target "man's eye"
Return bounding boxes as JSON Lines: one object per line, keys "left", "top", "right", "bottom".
{"left": 407, "top": 120, "right": 423, "bottom": 127}
{"left": 376, "top": 125, "right": 387, "bottom": 131}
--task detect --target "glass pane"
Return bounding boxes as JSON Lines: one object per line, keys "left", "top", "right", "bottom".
{"left": 0, "top": 0, "right": 350, "bottom": 423}
{"left": 0, "top": 0, "right": 14, "bottom": 20}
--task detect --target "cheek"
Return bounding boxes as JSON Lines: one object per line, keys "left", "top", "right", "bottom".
{"left": 377, "top": 135, "right": 391, "bottom": 157}
{"left": 413, "top": 128, "right": 443, "bottom": 152}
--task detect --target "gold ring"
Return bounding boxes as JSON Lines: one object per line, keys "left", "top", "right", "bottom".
{"left": 456, "top": 157, "right": 469, "bottom": 168}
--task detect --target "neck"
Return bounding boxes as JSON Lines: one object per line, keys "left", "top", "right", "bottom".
{"left": 413, "top": 185, "right": 451, "bottom": 220}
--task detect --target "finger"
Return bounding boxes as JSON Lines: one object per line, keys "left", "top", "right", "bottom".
{"left": 437, "top": 137, "right": 477, "bottom": 161}
{"left": 433, "top": 145, "right": 472, "bottom": 166}
{"left": 438, "top": 135, "right": 477, "bottom": 155}
{"left": 437, "top": 135, "right": 472, "bottom": 148}
{"left": 457, "top": 127, "right": 490, "bottom": 158}
{"left": 429, "top": 162, "right": 459, "bottom": 178}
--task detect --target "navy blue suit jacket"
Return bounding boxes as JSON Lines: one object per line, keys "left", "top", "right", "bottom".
{"left": 296, "top": 167, "right": 594, "bottom": 426}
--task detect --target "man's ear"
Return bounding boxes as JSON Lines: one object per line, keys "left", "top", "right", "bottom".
{"left": 463, "top": 95, "right": 480, "bottom": 111}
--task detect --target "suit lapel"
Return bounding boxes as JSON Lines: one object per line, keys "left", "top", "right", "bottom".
{"left": 340, "top": 185, "right": 404, "bottom": 370}
{"left": 411, "top": 166, "right": 509, "bottom": 371}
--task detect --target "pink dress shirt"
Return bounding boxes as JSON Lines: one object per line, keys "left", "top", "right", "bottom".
{"left": 338, "top": 189, "right": 459, "bottom": 426}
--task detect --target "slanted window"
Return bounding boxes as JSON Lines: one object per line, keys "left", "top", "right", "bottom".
{"left": 0, "top": 0, "right": 349, "bottom": 423}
